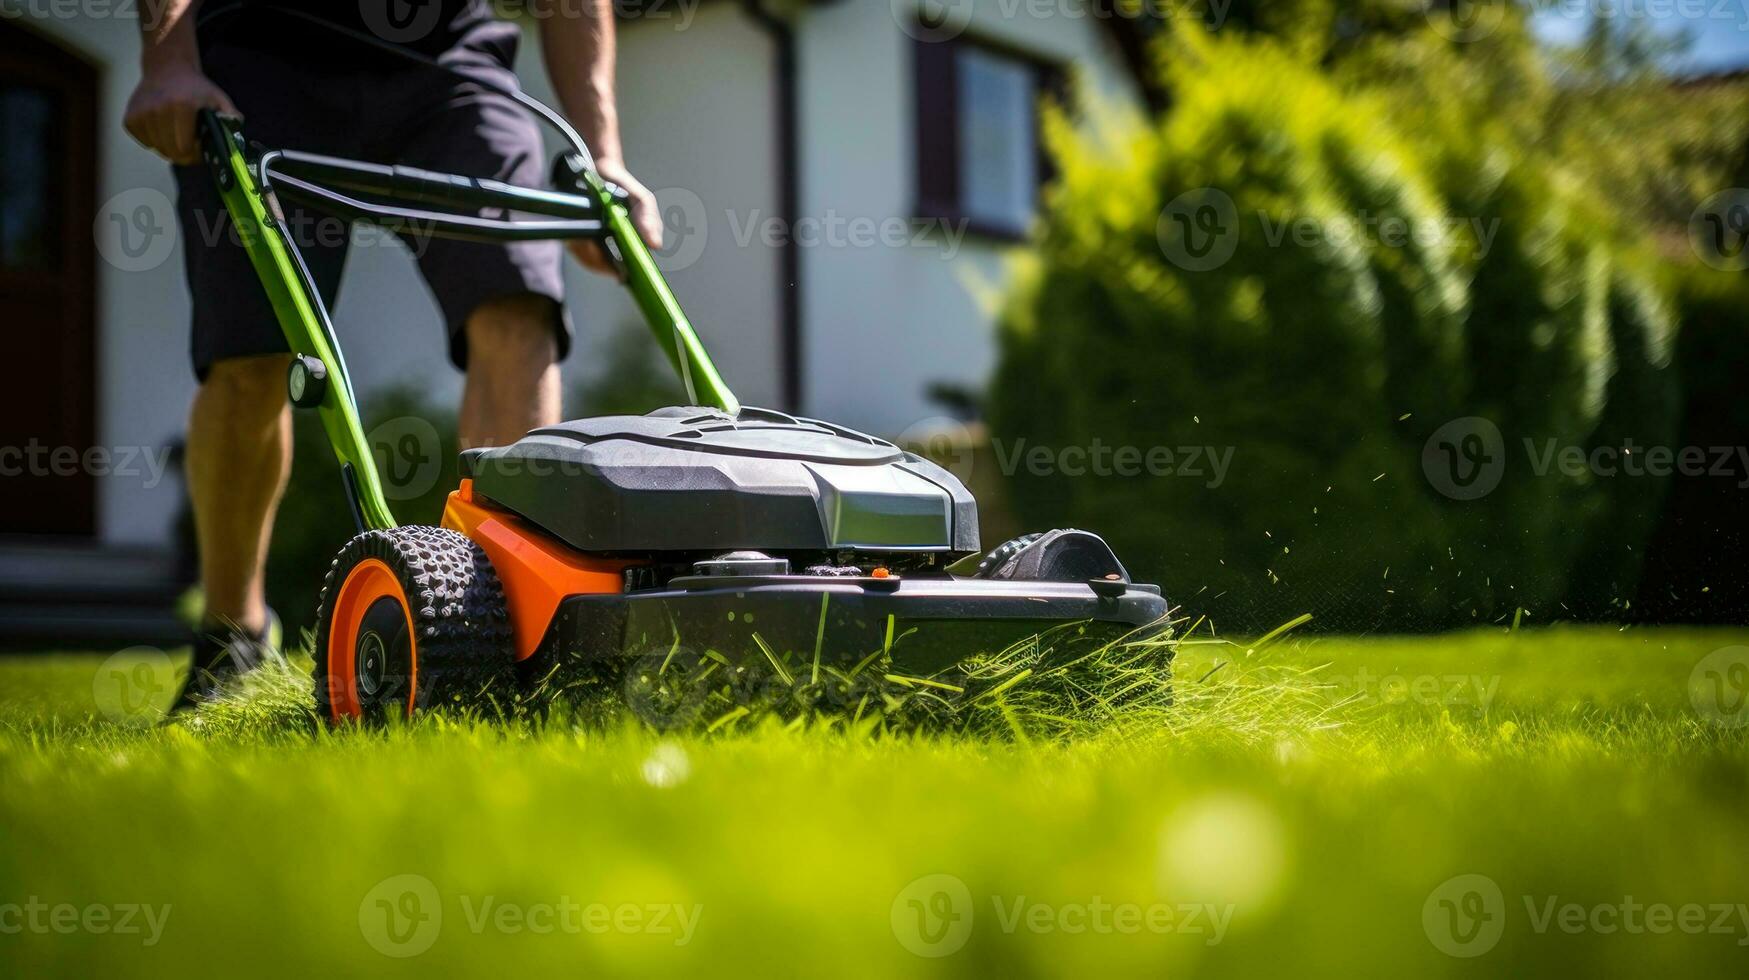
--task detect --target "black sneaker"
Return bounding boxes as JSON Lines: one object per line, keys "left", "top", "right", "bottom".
{"left": 167, "top": 610, "right": 284, "bottom": 715}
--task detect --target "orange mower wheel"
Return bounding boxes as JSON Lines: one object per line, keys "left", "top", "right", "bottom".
{"left": 312, "top": 526, "right": 513, "bottom": 724}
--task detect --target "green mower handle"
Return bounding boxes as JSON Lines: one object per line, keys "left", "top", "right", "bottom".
{"left": 200, "top": 111, "right": 397, "bottom": 531}
{"left": 568, "top": 161, "right": 739, "bottom": 417}
{"left": 198, "top": 109, "right": 742, "bottom": 533}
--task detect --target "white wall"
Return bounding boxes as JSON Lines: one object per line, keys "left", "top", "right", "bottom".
{"left": 797, "top": 0, "right": 1140, "bottom": 436}
{"left": 539, "top": 3, "right": 782, "bottom": 410}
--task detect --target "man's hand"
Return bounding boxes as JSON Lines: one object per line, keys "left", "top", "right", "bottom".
{"left": 568, "top": 159, "right": 665, "bottom": 278}
{"left": 124, "top": 60, "right": 239, "bottom": 166}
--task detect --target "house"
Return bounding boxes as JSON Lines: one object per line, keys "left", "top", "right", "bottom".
{"left": 0, "top": 0, "right": 1149, "bottom": 645}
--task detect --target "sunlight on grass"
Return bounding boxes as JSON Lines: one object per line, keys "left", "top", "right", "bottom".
{"left": 2, "top": 626, "right": 1746, "bottom": 978}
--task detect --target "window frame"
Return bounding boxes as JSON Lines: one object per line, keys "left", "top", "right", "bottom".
{"left": 912, "top": 33, "right": 1065, "bottom": 242}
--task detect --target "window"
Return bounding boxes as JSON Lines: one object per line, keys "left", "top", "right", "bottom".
{"left": 0, "top": 85, "right": 61, "bottom": 270}
{"left": 914, "top": 36, "right": 1060, "bottom": 239}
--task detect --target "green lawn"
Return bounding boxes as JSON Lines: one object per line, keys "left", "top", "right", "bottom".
{"left": 2, "top": 626, "right": 1747, "bottom": 977}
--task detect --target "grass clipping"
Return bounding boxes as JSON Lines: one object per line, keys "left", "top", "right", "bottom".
{"left": 555, "top": 619, "right": 1183, "bottom": 741}
{"left": 179, "top": 614, "right": 1339, "bottom": 745}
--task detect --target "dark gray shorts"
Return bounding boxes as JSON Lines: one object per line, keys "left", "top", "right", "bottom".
{"left": 174, "top": 42, "right": 569, "bottom": 379}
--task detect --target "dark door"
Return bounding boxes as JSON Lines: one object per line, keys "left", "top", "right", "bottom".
{"left": 0, "top": 23, "right": 98, "bottom": 536}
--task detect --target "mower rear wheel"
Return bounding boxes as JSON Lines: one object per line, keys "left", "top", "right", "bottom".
{"left": 313, "top": 526, "right": 513, "bottom": 723}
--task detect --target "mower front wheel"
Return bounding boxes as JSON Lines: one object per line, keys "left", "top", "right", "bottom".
{"left": 313, "top": 526, "right": 513, "bottom": 723}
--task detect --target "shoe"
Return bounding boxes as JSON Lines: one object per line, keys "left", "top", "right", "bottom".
{"left": 167, "top": 610, "right": 284, "bottom": 715}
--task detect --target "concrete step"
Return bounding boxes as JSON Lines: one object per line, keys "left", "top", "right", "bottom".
{"left": 0, "top": 538, "right": 191, "bottom": 651}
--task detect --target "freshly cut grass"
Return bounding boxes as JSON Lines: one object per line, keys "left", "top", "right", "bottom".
{"left": 2, "top": 626, "right": 1746, "bottom": 979}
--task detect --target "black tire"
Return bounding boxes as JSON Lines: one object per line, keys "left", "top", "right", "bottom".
{"left": 973, "top": 532, "right": 1043, "bottom": 579}
{"left": 312, "top": 526, "right": 513, "bottom": 723}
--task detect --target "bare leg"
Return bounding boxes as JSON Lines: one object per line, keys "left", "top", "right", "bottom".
{"left": 186, "top": 354, "right": 294, "bottom": 636}
{"left": 458, "top": 295, "right": 563, "bottom": 449}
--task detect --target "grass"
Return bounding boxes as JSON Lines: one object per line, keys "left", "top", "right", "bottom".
{"left": 2, "top": 625, "right": 1747, "bottom": 977}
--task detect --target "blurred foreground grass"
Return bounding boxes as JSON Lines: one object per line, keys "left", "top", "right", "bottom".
{"left": 2, "top": 626, "right": 1747, "bottom": 977}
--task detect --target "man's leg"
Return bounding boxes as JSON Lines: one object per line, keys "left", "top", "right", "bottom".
{"left": 186, "top": 355, "right": 294, "bottom": 636}
{"left": 458, "top": 295, "right": 565, "bottom": 449}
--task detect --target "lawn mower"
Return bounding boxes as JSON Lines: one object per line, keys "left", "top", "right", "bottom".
{"left": 195, "top": 65, "right": 1168, "bottom": 723}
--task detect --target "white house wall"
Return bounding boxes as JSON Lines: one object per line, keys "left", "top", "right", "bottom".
{"left": 797, "top": 0, "right": 1140, "bottom": 436}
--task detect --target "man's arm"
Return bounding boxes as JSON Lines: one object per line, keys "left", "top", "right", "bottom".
{"left": 124, "top": 0, "right": 239, "bottom": 165}
{"left": 537, "top": 1, "right": 664, "bottom": 274}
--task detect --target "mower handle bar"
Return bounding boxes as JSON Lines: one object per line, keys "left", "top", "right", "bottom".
{"left": 197, "top": 104, "right": 741, "bottom": 533}
{"left": 266, "top": 166, "right": 610, "bottom": 245}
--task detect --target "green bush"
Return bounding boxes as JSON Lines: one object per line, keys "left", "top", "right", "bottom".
{"left": 989, "top": 29, "right": 1679, "bottom": 631}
